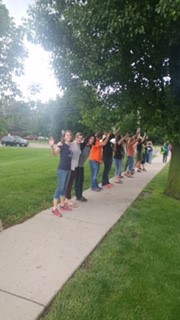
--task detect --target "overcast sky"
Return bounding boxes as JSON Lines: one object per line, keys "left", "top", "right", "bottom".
{"left": 3, "top": 0, "right": 60, "bottom": 102}
{"left": 4, "top": 0, "right": 34, "bottom": 23}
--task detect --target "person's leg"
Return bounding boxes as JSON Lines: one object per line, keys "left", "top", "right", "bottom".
{"left": 127, "top": 156, "right": 134, "bottom": 177}
{"left": 75, "top": 167, "right": 84, "bottom": 199}
{"left": 59, "top": 170, "right": 71, "bottom": 205}
{"left": 106, "top": 158, "right": 113, "bottom": 184}
{"left": 124, "top": 157, "right": 129, "bottom": 171}
{"left": 75, "top": 167, "right": 81, "bottom": 199}
{"left": 90, "top": 160, "right": 96, "bottom": 189}
{"left": 114, "top": 158, "right": 120, "bottom": 182}
{"left": 90, "top": 160, "right": 101, "bottom": 189}
{"left": 94, "top": 161, "right": 100, "bottom": 188}
{"left": 102, "top": 158, "right": 112, "bottom": 185}
{"left": 125, "top": 156, "right": 130, "bottom": 175}
{"left": 65, "top": 169, "right": 76, "bottom": 200}
{"left": 52, "top": 169, "right": 70, "bottom": 216}
{"left": 79, "top": 167, "right": 84, "bottom": 198}
{"left": 102, "top": 158, "right": 108, "bottom": 186}
{"left": 146, "top": 152, "right": 149, "bottom": 163}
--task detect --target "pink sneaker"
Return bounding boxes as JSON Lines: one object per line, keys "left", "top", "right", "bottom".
{"left": 52, "top": 208, "right": 62, "bottom": 217}
{"left": 60, "top": 204, "right": 72, "bottom": 211}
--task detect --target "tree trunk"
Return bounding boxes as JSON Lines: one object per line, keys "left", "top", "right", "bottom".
{"left": 165, "top": 143, "right": 180, "bottom": 199}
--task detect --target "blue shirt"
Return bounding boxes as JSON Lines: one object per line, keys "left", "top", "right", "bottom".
{"left": 58, "top": 143, "right": 72, "bottom": 170}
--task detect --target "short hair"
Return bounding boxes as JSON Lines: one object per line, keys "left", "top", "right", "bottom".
{"left": 75, "top": 132, "right": 83, "bottom": 138}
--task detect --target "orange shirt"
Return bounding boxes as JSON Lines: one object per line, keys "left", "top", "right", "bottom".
{"left": 89, "top": 140, "right": 102, "bottom": 162}
{"left": 127, "top": 140, "right": 137, "bottom": 157}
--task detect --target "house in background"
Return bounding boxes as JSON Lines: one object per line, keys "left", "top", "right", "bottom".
{"left": 9, "top": 125, "right": 26, "bottom": 136}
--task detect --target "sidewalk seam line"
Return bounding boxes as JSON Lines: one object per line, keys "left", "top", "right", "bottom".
{"left": 0, "top": 288, "right": 45, "bottom": 307}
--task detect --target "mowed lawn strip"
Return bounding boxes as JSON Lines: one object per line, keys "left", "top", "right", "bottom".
{"left": 40, "top": 165, "right": 180, "bottom": 320}
{"left": 0, "top": 148, "right": 57, "bottom": 227}
{"left": 0, "top": 147, "right": 114, "bottom": 228}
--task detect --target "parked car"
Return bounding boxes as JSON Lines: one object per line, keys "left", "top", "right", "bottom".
{"left": 38, "top": 136, "right": 49, "bottom": 140}
{"left": 1, "top": 136, "right": 29, "bottom": 147}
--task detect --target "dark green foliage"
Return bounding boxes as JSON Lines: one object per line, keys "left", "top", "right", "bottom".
{"left": 27, "top": 0, "right": 180, "bottom": 141}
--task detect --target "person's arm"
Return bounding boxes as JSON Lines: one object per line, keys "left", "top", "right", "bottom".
{"left": 129, "top": 133, "right": 140, "bottom": 145}
{"left": 101, "top": 132, "right": 111, "bottom": 146}
{"left": 49, "top": 137, "right": 60, "bottom": 156}
{"left": 141, "top": 133, "right": 147, "bottom": 143}
{"left": 117, "top": 133, "right": 129, "bottom": 145}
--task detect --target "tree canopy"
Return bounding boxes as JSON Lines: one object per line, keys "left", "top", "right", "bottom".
{"left": 27, "top": 0, "right": 180, "bottom": 141}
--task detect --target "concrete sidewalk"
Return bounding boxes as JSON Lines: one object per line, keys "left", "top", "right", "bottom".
{"left": 0, "top": 155, "right": 167, "bottom": 320}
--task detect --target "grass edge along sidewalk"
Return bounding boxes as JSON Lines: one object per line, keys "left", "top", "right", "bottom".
{"left": 41, "top": 165, "right": 180, "bottom": 320}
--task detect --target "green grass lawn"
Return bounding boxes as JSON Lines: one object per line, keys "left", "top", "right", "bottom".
{"left": 0, "top": 147, "right": 56, "bottom": 227}
{"left": 40, "top": 165, "right": 180, "bottom": 320}
{"left": 0, "top": 147, "right": 114, "bottom": 228}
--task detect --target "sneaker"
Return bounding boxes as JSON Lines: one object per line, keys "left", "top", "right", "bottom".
{"left": 91, "top": 188, "right": 101, "bottom": 192}
{"left": 80, "top": 196, "right": 88, "bottom": 202}
{"left": 60, "top": 204, "right": 72, "bottom": 211}
{"left": 52, "top": 208, "right": 62, "bottom": 217}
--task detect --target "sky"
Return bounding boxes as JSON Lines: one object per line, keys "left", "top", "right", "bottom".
{"left": 3, "top": 0, "right": 60, "bottom": 102}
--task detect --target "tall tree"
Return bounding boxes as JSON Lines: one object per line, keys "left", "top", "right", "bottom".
{"left": 28, "top": 0, "right": 180, "bottom": 198}
{"left": 0, "top": 0, "right": 26, "bottom": 98}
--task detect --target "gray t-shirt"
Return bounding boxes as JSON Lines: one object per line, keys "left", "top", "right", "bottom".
{"left": 78, "top": 145, "right": 91, "bottom": 167}
{"left": 70, "top": 141, "right": 81, "bottom": 170}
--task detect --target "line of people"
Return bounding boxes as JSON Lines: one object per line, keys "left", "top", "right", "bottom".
{"left": 49, "top": 129, "right": 153, "bottom": 217}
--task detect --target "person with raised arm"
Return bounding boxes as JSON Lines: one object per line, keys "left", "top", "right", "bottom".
{"left": 49, "top": 130, "right": 73, "bottom": 217}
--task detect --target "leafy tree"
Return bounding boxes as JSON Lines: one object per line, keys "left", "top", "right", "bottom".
{"left": 0, "top": 0, "right": 26, "bottom": 98}
{"left": 28, "top": 0, "right": 180, "bottom": 198}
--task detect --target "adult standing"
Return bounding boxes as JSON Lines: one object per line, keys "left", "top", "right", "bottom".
{"left": 161, "top": 142, "right": 169, "bottom": 163}
{"left": 49, "top": 130, "right": 73, "bottom": 217}
{"left": 147, "top": 141, "right": 153, "bottom": 163}
{"left": 65, "top": 132, "right": 83, "bottom": 206}
{"left": 114, "top": 134, "right": 128, "bottom": 182}
{"left": 102, "top": 132, "right": 115, "bottom": 188}
{"left": 125, "top": 132, "right": 140, "bottom": 177}
{"left": 75, "top": 134, "right": 95, "bottom": 201}
{"left": 89, "top": 131, "right": 111, "bottom": 191}
{"left": 135, "top": 133, "right": 147, "bottom": 172}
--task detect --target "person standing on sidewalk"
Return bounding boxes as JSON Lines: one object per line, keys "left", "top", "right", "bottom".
{"left": 101, "top": 132, "right": 115, "bottom": 188}
{"left": 89, "top": 131, "right": 111, "bottom": 191}
{"left": 161, "top": 142, "right": 169, "bottom": 163}
{"left": 125, "top": 132, "right": 140, "bottom": 177}
{"left": 65, "top": 132, "right": 83, "bottom": 207}
{"left": 114, "top": 133, "right": 128, "bottom": 183}
{"left": 75, "top": 134, "right": 95, "bottom": 201}
{"left": 49, "top": 130, "right": 73, "bottom": 217}
{"left": 146, "top": 141, "right": 153, "bottom": 163}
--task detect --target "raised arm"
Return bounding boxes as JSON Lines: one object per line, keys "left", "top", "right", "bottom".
{"left": 101, "top": 132, "right": 111, "bottom": 146}
{"left": 118, "top": 133, "right": 129, "bottom": 145}
{"left": 49, "top": 136, "right": 60, "bottom": 156}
